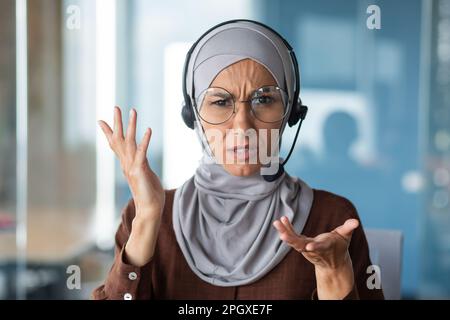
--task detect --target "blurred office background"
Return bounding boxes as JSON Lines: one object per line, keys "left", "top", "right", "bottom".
{"left": 0, "top": 0, "right": 449, "bottom": 299}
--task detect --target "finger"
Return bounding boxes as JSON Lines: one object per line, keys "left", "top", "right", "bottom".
{"left": 280, "top": 216, "right": 297, "bottom": 236}
{"left": 135, "top": 127, "right": 152, "bottom": 164}
{"left": 334, "top": 218, "right": 359, "bottom": 241}
{"left": 126, "top": 108, "right": 137, "bottom": 146}
{"left": 113, "top": 106, "right": 124, "bottom": 139}
{"left": 98, "top": 120, "right": 113, "bottom": 144}
{"left": 273, "top": 220, "right": 297, "bottom": 242}
{"left": 272, "top": 219, "right": 289, "bottom": 235}
{"left": 273, "top": 219, "right": 311, "bottom": 252}
{"left": 279, "top": 216, "right": 313, "bottom": 244}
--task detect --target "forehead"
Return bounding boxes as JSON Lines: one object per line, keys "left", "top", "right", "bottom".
{"left": 209, "top": 59, "right": 277, "bottom": 89}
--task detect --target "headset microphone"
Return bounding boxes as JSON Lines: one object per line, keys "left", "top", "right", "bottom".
{"left": 261, "top": 104, "right": 307, "bottom": 182}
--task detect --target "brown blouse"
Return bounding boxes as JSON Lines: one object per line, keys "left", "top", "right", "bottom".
{"left": 92, "top": 188, "right": 384, "bottom": 300}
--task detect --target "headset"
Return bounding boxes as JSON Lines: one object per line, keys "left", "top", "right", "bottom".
{"left": 181, "top": 19, "right": 308, "bottom": 182}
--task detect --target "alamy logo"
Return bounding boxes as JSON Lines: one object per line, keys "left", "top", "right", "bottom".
{"left": 366, "top": 5, "right": 381, "bottom": 30}
{"left": 66, "top": 265, "right": 81, "bottom": 290}
{"left": 66, "top": 5, "right": 81, "bottom": 30}
{"left": 366, "top": 264, "right": 382, "bottom": 290}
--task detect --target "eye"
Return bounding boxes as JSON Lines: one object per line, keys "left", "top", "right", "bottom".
{"left": 253, "top": 95, "right": 273, "bottom": 105}
{"left": 213, "top": 99, "right": 226, "bottom": 106}
{"left": 212, "top": 99, "right": 232, "bottom": 107}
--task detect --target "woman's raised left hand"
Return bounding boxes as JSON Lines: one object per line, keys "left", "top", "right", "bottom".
{"left": 273, "top": 217, "right": 359, "bottom": 299}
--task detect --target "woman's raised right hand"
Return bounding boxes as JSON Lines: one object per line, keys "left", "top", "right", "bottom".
{"left": 97, "top": 106, "right": 165, "bottom": 222}
{"left": 98, "top": 107, "right": 165, "bottom": 266}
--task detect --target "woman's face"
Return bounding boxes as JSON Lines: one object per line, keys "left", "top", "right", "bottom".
{"left": 200, "top": 58, "right": 283, "bottom": 177}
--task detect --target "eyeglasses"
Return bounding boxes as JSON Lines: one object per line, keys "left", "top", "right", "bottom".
{"left": 194, "top": 85, "right": 289, "bottom": 125}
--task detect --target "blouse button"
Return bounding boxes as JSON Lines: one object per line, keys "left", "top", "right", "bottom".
{"left": 123, "top": 293, "right": 132, "bottom": 300}
{"left": 128, "top": 272, "right": 138, "bottom": 280}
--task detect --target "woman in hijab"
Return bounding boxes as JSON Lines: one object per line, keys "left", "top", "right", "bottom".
{"left": 94, "top": 20, "right": 384, "bottom": 300}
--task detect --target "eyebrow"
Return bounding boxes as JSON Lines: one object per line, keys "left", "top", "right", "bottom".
{"left": 208, "top": 92, "right": 230, "bottom": 99}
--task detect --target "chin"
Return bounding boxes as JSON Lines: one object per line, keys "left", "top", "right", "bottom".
{"left": 223, "top": 163, "right": 261, "bottom": 177}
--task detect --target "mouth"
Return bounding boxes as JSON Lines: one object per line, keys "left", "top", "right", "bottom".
{"left": 226, "top": 144, "right": 257, "bottom": 162}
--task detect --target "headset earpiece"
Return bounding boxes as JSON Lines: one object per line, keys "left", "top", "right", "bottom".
{"left": 287, "top": 97, "right": 307, "bottom": 127}
{"left": 287, "top": 101, "right": 300, "bottom": 127}
{"left": 181, "top": 101, "right": 195, "bottom": 129}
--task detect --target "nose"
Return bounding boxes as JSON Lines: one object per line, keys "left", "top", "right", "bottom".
{"left": 231, "top": 100, "right": 255, "bottom": 131}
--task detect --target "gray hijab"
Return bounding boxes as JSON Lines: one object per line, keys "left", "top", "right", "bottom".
{"left": 173, "top": 21, "right": 314, "bottom": 287}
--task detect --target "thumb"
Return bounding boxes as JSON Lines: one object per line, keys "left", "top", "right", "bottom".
{"left": 334, "top": 218, "right": 359, "bottom": 241}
